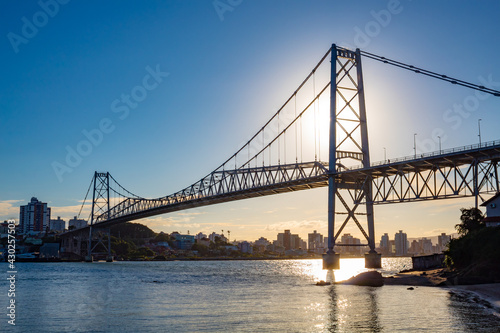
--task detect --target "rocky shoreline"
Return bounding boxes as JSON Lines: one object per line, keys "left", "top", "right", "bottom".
{"left": 334, "top": 268, "right": 500, "bottom": 313}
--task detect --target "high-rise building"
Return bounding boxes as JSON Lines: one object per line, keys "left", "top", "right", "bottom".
{"left": 409, "top": 240, "right": 420, "bottom": 254}
{"left": 419, "top": 238, "right": 433, "bottom": 254}
{"left": 394, "top": 230, "right": 408, "bottom": 256}
{"left": 276, "top": 230, "right": 306, "bottom": 251}
{"left": 308, "top": 230, "right": 324, "bottom": 252}
{"left": 340, "top": 233, "right": 362, "bottom": 255}
{"left": 379, "top": 233, "right": 390, "bottom": 255}
{"left": 277, "top": 230, "right": 292, "bottom": 250}
{"left": 68, "top": 216, "right": 87, "bottom": 230}
{"left": 284, "top": 230, "right": 291, "bottom": 250}
{"left": 437, "top": 233, "right": 451, "bottom": 251}
{"left": 50, "top": 216, "right": 66, "bottom": 232}
{"left": 19, "top": 197, "right": 51, "bottom": 234}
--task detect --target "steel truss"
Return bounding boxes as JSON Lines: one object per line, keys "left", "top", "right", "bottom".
{"left": 327, "top": 44, "right": 377, "bottom": 257}
{"left": 95, "top": 162, "right": 329, "bottom": 226}
{"left": 87, "top": 172, "right": 112, "bottom": 261}
{"left": 346, "top": 151, "right": 500, "bottom": 206}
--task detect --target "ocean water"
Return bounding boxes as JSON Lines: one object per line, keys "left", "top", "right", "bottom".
{"left": 1, "top": 258, "right": 499, "bottom": 332}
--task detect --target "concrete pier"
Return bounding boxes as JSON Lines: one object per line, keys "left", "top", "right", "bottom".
{"left": 365, "top": 252, "right": 382, "bottom": 268}
{"left": 84, "top": 255, "right": 93, "bottom": 263}
{"left": 323, "top": 252, "right": 340, "bottom": 270}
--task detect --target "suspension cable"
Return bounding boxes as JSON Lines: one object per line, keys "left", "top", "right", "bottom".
{"left": 360, "top": 50, "right": 500, "bottom": 97}
{"left": 108, "top": 174, "right": 142, "bottom": 198}
{"left": 214, "top": 47, "right": 333, "bottom": 172}
{"left": 77, "top": 176, "right": 93, "bottom": 219}
{"left": 313, "top": 71, "right": 317, "bottom": 161}
{"left": 295, "top": 93, "right": 298, "bottom": 163}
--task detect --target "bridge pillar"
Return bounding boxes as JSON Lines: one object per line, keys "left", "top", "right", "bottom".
{"left": 322, "top": 252, "right": 340, "bottom": 270}
{"left": 365, "top": 252, "right": 382, "bottom": 268}
{"left": 86, "top": 172, "right": 111, "bottom": 262}
{"left": 324, "top": 45, "right": 381, "bottom": 269}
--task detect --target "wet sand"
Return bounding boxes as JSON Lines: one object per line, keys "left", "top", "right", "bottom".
{"left": 384, "top": 268, "right": 500, "bottom": 312}
{"left": 383, "top": 268, "right": 448, "bottom": 286}
{"left": 451, "top": 284, "right": 500, "bottom": 311}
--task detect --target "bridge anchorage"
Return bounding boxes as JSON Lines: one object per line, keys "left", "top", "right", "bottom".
{"left": 61, "top": 44, "right": 500, "bottom": 268}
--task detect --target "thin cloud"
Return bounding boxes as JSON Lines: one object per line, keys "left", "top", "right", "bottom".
{"left": 0, "top": 200, "right": 23, "bottom": 219}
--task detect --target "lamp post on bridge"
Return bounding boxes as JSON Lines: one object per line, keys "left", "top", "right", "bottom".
{"left": 383, "top": 147, "right": 386, "bottom": 163}
{"left": 478, "top": 118, "right": 482, "bottom": 147}
{"left": 413, "top": 133, "right": 417, "bottom": 159}
{"left": 438, "top": 136, "right": 441, "bottom": 154}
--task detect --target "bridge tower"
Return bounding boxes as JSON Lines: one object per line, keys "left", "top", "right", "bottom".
{"left": 323, "top": 45, "right": 381, "bottom": 269}
{"left": 85, "top": 171, "right": 113, "bottom": 262}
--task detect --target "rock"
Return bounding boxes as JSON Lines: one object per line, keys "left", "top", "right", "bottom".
{"left": 407, "top": 287, "right": 414, "bottom": 290}
{"left": 316, "top": 280, "right": 331, "bottom": 286}
{"left": 341, "top": 271, "right": 384, "bottom": 287}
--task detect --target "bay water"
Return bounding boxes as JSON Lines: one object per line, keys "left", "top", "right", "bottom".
{"left": 1, "top": 258, "right": 499, "bottom": 332}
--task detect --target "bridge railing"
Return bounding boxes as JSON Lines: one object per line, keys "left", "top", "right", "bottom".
{"left": 347, "top": 138, "right": 500, "bottom": 170}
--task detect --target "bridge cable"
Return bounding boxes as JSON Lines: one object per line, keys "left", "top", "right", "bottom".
{"left": 77, "top": 176, "right": 94, "bottom": 219}
{"left": 295, "top": 93, "right": 298, "bottom": 163}
{"left": 243, "top": 82, "right": 331, "bottom": 168}
{"left": 360, "top": 50, "right": 500, "bottom": 97}
{"left": 318, "top": 93, "right": 321, "bottom": 161}
{"left": 278, "top": 112, "right": 280, "bottom": 165}
{"left": 108, "top": 174, "right": 142, "bottom": 199}
{"left": 213, "top": 47, "right": 332, "bottom": 172}
{"left": 262, "top": 129, "right": 265, "bottom": 166}
{"left": 313, "top": 71, "right": 317, "bottom": 161}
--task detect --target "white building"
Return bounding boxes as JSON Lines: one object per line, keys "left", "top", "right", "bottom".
{"left": 481, "top": 193, "right": 500, "bottom": 227}
{"left": 195, "top": 232, "right": 207, "bottom": 240}
{"left": 239, "top": 241, "right": 253, "bottom": 254}
{"left": 339, "top": 233, "right": 362, "bottom": 255}
{"left": 68, "top": 216, "right": 87, "bottom": 229}
{"left": 208, "top": 232, "right": 227, "bottom": 243}
{"left": 308, "top": 230, "right": 324, "bottom": 253}
{"left": 437, "top": 233, "right": 451, "bottom": 251}
{"left": 419, "top": 238, "right": 433, "bottom": 254}
{"left": 19, "top": 197, "right": 51, "bottom": 234}
{"left": 50, "top": 216, "right": 66, "bottom": 232}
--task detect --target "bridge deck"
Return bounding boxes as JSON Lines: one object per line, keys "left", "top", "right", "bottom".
{"left": 61, "top": 141, "right": 500, "bottom": 234}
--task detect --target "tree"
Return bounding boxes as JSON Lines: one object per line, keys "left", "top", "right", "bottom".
{"left": 191, "top": 243, "right": 209, "bottom": 256}
{"left": 112, "top": 238, "right": 135, "bottom": 257}
{"left": 130, "top": 247, "right": 155, "bottom": 259}
{"left": 455, "top": 207, "right": 485, "bottom": 235}
{"left": 152, "top": 232, "right": 170, "bottom": 243}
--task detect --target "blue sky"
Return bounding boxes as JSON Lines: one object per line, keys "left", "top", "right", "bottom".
{"left": 1, "top": 0, "right": 500, "bottom": 242}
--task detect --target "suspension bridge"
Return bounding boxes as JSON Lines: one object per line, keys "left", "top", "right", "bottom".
{"left": 60, "top": 44, "right": 500, "bottom": 268}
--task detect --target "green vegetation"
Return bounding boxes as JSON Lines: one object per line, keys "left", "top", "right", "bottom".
{"left": 444, "top": 207, "right": 500, "bottom": 283}
{"left": 454, "top": 207, "right": 484, "bottom": 235}
{"left": 111, "top": 222, "right": 156, "bottom": 240}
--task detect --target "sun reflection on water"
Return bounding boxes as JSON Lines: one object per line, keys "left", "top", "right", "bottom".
{"left": 281, "top": 257, "right": 413, "bottom": 284}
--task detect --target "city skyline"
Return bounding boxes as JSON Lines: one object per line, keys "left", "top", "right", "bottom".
{"left": 7, "top": 198, "right": 456, "bottom": 252}
{"left": 2, "top": 1, "right": 500, "bottom": 243}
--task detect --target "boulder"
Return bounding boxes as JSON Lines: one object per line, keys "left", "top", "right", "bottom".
{"left": 341, "top": 271, "right": 384, "bottom": 287}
